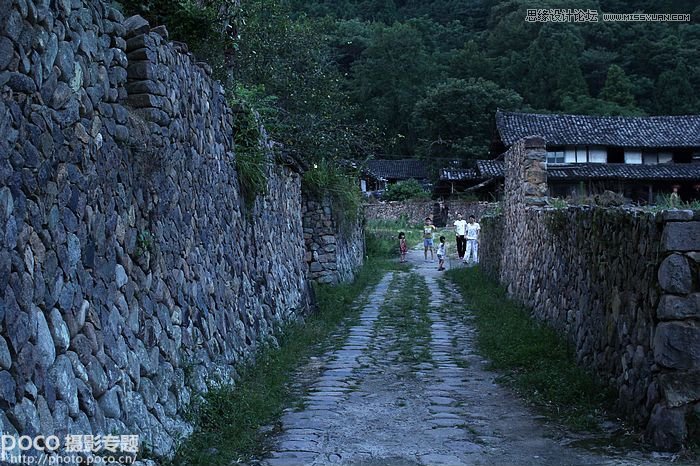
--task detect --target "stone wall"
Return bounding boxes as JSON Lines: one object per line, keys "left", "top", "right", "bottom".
{"left": 364, "top": 200, "right": 493, "bottom": 226}
{"left": 303, "top": 196, "right": 365, "bottom": 284}
{"left": 650, "top": 214, "right": 700, "bottom": 449}
{"left": 479, "top": 137, "right": 700, "bottom": 450}
{"left": 0, "top": 1, "right": 313, "bottom": 460}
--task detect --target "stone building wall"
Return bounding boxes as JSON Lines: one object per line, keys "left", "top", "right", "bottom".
{"left": 0, "top": 1, "right": 313, "bottom": 460}
{"left": 364, "top": 200, "right": 493, "bottom": 226}
{"left": 479, "top": 137, "right": 700, "bottom": 450}
{"left": 303, "top": 196, "right": 365, "bottom": 284}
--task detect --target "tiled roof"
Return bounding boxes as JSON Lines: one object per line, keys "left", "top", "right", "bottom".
{"left": 548, "top": 163, "right": 700, "bottom": 181}
{"left": 366, "top": 159, "right": 430, "bottom": 180}
{"left": 476, "top": 160, "right": 505, "bottom": 178}
{"left": 496, "top": 111, "right": 700, "bottom": 148}
{"left": 439, "top": 168, "right": 479, "bottom": 181}
{"left": 473, "top": 159, "right": 700, "bottom": 181}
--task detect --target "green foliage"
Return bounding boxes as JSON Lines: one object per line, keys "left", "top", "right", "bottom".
{"left": 376, "top": 273, "right": 432, "bottom": 364}
{"left": 365, "top": 218, "right": 422, "bottom": 259}
{"left": 559, "top": 94, "right": 646, "bottom": 117}
{"left": 135, "top": 230, "right": 154, "bottom": 257}
{"left": 649, "top": 194, "right": 700, "bottom": 211}
{"left": 115, "top": 0, "right": 233, "bottom": 80}
{"left": 523, "top": 25, "right": 589, "bottom": 110}
{"left": 382, "top": 179, "right": 430, "bottom": 202}
{"left": 230, "top": 99, "right": 268, "bottom": 210}
{"left": 168, "top": 257, "right": 392, "bottom": 465}
{"left": 235, "top": 151, "right": 268, "bottom": 210}
{"left": 118, "top": 0, "right": 700, "bottom": 180}
{"left": 287, "top": 0, "right": 700, "bottom": 157}
{"left": 484, "top": 201, "right": 503, "bottom": 217}
{"left": 302, "top": 158, "right": 363, "bottom": 228}
{"left": 347, "top": 18, "right": 443, "bottom": 153}
{"left": 548, "top": 197, "right": 568, "bottom": 209}
{"left": 233, "top": 0, "right": 376, "bottom": 160}
{"left": 600, "top": 64, "right": 636, "bottom": 108}
{"left": 446, "top": 267, "right": 616, "bottom": 430}
{"left": 654, "top": 62, "right": 697, "bottom": 115}
{"left": 412, "top": 78, "right": 523, "bottom": 162}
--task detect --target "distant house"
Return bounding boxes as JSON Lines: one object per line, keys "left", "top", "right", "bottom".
{"left": 439, "top": 111, "right": 700, "bottom": 203}
{"left": 361, "top": 159, "right": 431, "bottom": 194}
{"left": 434, "top": 168, "right": 483, "bottom": 198}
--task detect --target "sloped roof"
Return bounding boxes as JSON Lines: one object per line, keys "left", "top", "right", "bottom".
{"left": 476, "top": 160, "right": 505, "bottom": 178}
{"left": 366, "top": 159, "right": 430, "bottom": 180}
{"left": 439, "top": 168, "right": 479, "bottom": 181}
{"left": 548, "top": 163, "right": 700, "bottom": 180}
{"left": 473, "top": 159, "right": 700, "bottom": 181}
{"left": 496, "top": 111, "right": 700, "bottom": 148}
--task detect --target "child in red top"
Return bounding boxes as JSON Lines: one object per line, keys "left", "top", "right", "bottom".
{"left": 398, "top": 232, "right": 407, "bottom": 263}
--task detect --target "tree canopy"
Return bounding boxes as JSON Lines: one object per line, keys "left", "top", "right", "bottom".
{"left": 117, "top": 0, "right": 700, "bottom": 169}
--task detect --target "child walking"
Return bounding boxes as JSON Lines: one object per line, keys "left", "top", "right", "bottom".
{"left": 398, "top": 231, "right": 407, "bottom": 263}
{"left": 437, "top": 236, "right": 447, "bottom": 271}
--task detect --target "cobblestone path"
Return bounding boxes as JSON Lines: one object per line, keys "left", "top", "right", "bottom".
{"left": 257, "top": 251, "right": 684, "bottom": 466}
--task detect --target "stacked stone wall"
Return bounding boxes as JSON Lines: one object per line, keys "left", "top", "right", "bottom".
{"left": 364, "top": 200, "right": 493, "bottom": 226}
{"left": 303, "top": 196, "right": 364, "bottom": 284}
{"left": 479, "top": 137, "right": 700, "bottom": 450}
{"left": 0, "top": 0, "right": 314, "bottom": 460}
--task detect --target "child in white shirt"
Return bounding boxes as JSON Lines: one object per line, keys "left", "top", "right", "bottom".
{"left": 437, "top": 236, "right": 447, "bottom": 271}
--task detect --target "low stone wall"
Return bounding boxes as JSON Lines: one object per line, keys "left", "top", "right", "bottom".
{"left": 0, "top": 1, "right": 313, "bottom": 460}
{"left": 303, "top": 196, "right": 365, "bottom": 284}
{"left": 479, "top": 137, "right": 700, "bottom": 450}
{"left": 364, "top": 200, "right": 492, "bottom": 226}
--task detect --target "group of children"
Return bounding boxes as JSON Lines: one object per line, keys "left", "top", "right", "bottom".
{"left": 398, "top": 214, "right": 480, "bottom": 271}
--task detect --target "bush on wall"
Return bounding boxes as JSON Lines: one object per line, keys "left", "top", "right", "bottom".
{"left": 382, "top": 179, "right": 430, "bottom": 201}
{"left": 302, "top": 159, "right": 363, "bottom": 230}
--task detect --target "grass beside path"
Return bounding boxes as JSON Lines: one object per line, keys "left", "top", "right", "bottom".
{"left": 445, "top": 267, "right": 615, "bottom": 431}
{"left": 375, "top": 273, "right": 432, "bottom": 365}
{"left": 167, "top": 257, "right": 397, "bottom": 466}
{"left": 365, "top": 218, "right": 422, "bottom": 259}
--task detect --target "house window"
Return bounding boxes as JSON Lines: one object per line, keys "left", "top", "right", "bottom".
{"left": 588, "top": 146, "right": 607, "bottom": 163}
{"left": 575, "top": 146, "right": 588, "bottom": 163}
{"left": 643, "top": 151, "right": 673, "bottom": 164}
{"left": 607, "top": 147, "right": 624, "bottom": 163}
{"left": 673, "top": 151, "right": 692, "bottom": 163}
{"left": 624, "top": 150, "right": 642, "bottom": 164}
{"left": 643, "top": 151, "right": 658, "bottom": 164}
{"left": 547, "top": 148, "right": 565, "bottom": 164}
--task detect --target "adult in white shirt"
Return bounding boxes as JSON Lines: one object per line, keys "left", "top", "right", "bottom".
{"left": 453, "top": 213, "right": 467, "bottom": 260}
{"left": 465, "top": 215, "right": 481, "bottom": 265}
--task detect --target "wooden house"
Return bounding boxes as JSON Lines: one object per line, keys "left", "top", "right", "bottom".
{"left": 360, "top": 159, "right": 431, "bottom": 195}
{"left": 438, "top": 111, "right": 700, "bottom": 203}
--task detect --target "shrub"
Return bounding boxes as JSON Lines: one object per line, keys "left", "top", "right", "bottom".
{"left": 302, "top": 159, "right": 363, "bottom": 230}
{"left": 230, "top": 98, "right": 269, "bottom": 210}
{"left": 382, "top": 179, "right": 430, "bottom": 201}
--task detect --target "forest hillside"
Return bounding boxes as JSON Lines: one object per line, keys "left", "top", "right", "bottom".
{"left": 118, "top": 0, "right": 700, "bottom": 167}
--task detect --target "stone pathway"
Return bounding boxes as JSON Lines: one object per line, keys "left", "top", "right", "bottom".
{"left": 255, "top": 245, "right": 688, "bottom": 466}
